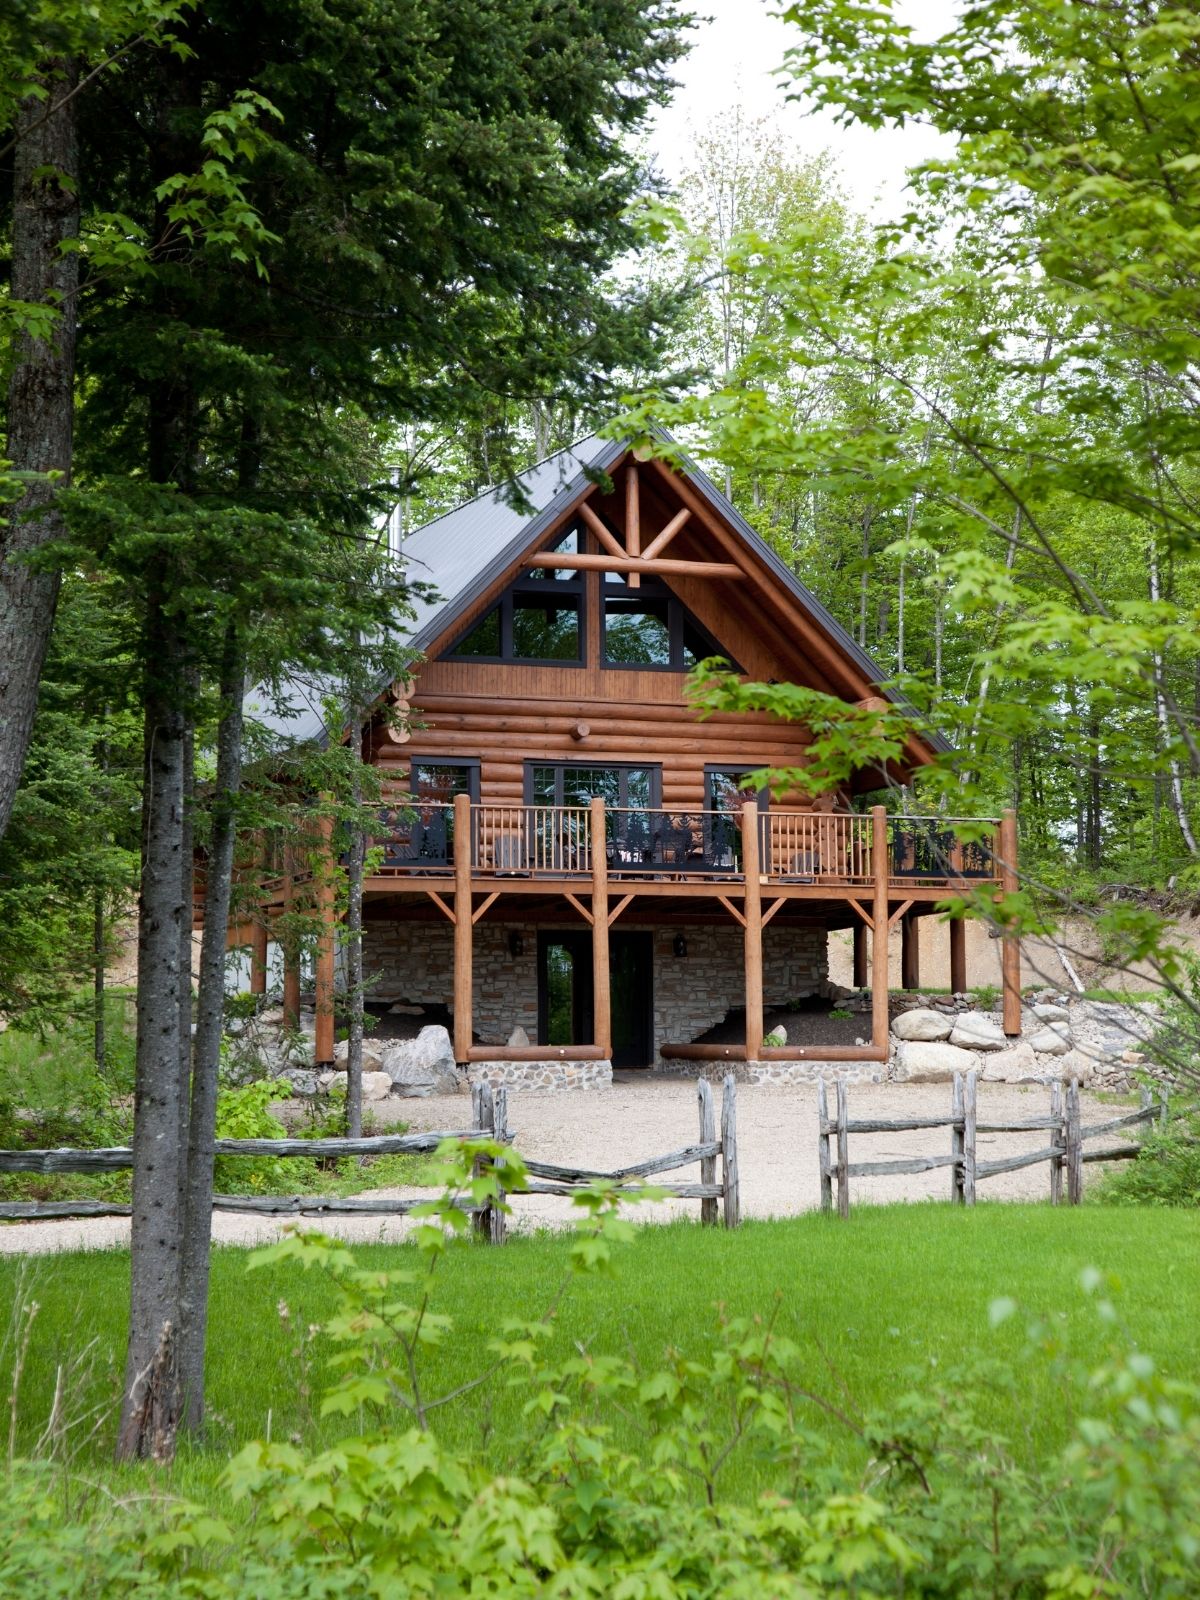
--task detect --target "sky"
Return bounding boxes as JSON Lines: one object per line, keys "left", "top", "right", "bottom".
{"left": 646, "top": 0, "right": 959, "bottom": 218}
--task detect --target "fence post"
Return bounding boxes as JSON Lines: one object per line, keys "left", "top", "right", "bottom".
{"left": 1049, "top": 1081, "right": 1063, "bottom": 1206}
{"left": 471, "top": 1080, "right": 497, "bottom": 1241}
{"left": 963, "top": 1069, "right": 977, "bottom": 1206}
{"left": 951, "top": 1073, "right": 964, "bottom": 1204}
{"left": 721, "top": 1073, "right": 741, "bottom": 1228}
{"left": 817, "top": 1078, "right": 832, "bottom": 1213}
{"left": 490, "top": 1086, "right": 508, "bottom": 1245}
{"left": 1066, "top": 1079, "right": 1083, "bottom": 1205}
{"left": 835, "top": 1078, "right": 850, "bottom": 1219}
{"left": 698, "top": 1077, "right": 718, "bottom": 1226}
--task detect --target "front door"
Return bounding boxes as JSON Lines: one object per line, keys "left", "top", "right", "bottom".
{"left": 537, "top": 930, "right": 654, "bottom": 1066}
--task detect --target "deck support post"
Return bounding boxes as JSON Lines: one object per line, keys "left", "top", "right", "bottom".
{"left": 314, "top": 807, "right": 337, "bottom": 1066}
{"left": 590, "top": 798, "right": 611, "bottom": 1059}
{"left": 453, "top": 792, "right": 473, "bottom": 1065}
{"left": 249, "top": 831, "right": 269, "bottom": 995}
{"left": 999, "top": 808, "right": 1022, "bottom": 1036}
{"left": 852, "top": 921, "right": 867, "bottom": 989}
{"left": 900, "top": 911, "right": 919, "bottom": 991}
{"left": 281, "top": 845, "right": 300, "bottom": 1030}
{"left": 741, "top": 801, "right": 763, "bottom": 1062}
{"left": 871, "top": 806, "right": 890, "bottom": 1055}
{"left": 949, "top": 914, "right": 967, "bottom": 996}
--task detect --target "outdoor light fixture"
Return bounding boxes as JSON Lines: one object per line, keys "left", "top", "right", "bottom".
{"left": 508, "top": 931, "right": 524, "bottom": 958}
{"left": 673, "top": 933, "right": 687, "bottom": 959}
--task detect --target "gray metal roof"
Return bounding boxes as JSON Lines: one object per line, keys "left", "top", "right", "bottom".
{"left": 246, "top": 426, "right": 947, "bottom": 756}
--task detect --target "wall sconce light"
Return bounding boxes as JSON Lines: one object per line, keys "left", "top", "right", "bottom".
{"left": 508, "top": 931, "right": 524, "bottom": 958}
{"left": 673, "top": 933, "right": 688, "bottom": 959}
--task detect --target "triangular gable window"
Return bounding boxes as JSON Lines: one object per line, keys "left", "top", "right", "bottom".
{"left": 602, "top": 571, "right": 740, "bottom": 672}
{"left": 449, "top": 530, "right": 583, "bottom": 663}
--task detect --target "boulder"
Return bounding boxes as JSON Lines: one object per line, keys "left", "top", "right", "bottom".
{"left": 332, "top": 1038, "right": 387, "bottom": 1071}
{"left": 388, "top": 1002, "right": 425, "bottom": 1015}
{"left": 508, "top": 1025, "right": 530, "bottom": 1048}
{"left": 764, "top": 1023, "right": 788, "bottom": 1047}
{"left": 380, "top": 1025, "right": 461, "bottom": 1096}
{"left": 893, "top": 1041, "right": 979, "bottom": 1083}
{"left": 281, "top": 1067, "right": 320, "bottom": 1097}
{"left": 949, "top": 1014, "right": 1008, "bottom": 1052}
{"left": 892, "top": 1007, "right": 952, "bottom": 1042}
{"left": 1046, "top": 1049, "right": 1095, "bottom": 1084}
{"left": 1029, "top": 1024, "right": 1071, "bottom": 1056}
{"left": 1032, "top": 1002, "right": 1070, "bottom": 1023}
{"left": 362, "top": 1070, "right": 394, "bottom": 1101}
{"left": 979, "top": 1044, "right": 1039, "bottom": 1083}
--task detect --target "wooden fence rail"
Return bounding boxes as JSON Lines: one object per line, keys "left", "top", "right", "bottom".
{"left": 0, "top": 1078, "right": 742, "bottom": 1235}
{"left": 819, "top": 1073, "right": 1167, "bottom": 1217}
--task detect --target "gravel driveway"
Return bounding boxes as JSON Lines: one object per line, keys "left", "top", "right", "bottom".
{"left": 0, "top": 1078, "right": 1118, "bottom": 1256}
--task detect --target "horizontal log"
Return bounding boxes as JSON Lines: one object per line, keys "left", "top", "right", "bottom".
{"left": 0, "top": 1199, "right": 134, "bottom": 1220}
{"left": 466, "top": 1045, "right": 608, "bottom": 1061}
{"left": 524, "top": 553, "right": 745, "bottom": 579}
{"left": 413, "top": 692, "right": 802, "bottom": 728}
{"left": 1079, "top": 1107, "right": 1156, "bottom": 1140}
{"left": 846, "top": 1154, "right": 960, "bottom": 1177}
{"left": 209, "top": 1193, "right": 485, "bottom": 1216}
{"left": 843, "top": 1115, "right": 962, "bottom": 1133}
{"left": 522, "top": 1142, "right": 719, "bottom": 1183}
{"left": 0, "top": 1130, "right": 494, "bottom": 1174}
{"left": 1080, "top": 1143, "right": 1142, "bottom": 1164}
{"left": 659, "top": 1044, "right": 887, "bottom": 1062}
{"left": 976, "top": 1144, "right": 1062, "bottom": 1179}
{"left": 517, "top": 1181, "right": 723, "bottom": 1200}
{"left": 976, "top": 1117, "right": 1064, "bottom": 1133}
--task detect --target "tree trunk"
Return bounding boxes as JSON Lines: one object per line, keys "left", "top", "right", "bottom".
{"left": 0, "top": 61, "right": 81, "bottom": 840}
{"left": 93, "top": 889, "right": 106, "bottom": 1073}
{"left": 178, "top": 624, "right": 244, "bottom": 1431}
{"left": 1149, "top": 538, "right": 1199, "bottom": 856}
{"left": 177, "top": 715, "right": 195, "bottom": 1223}
{"left": 117, "top": 594, "right": 188, "bottom": 1461}
{"left": 345, "top": 720, "right": 366, "bottom": 1140}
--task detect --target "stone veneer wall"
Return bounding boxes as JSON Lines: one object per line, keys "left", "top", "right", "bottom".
{"left": 364, "top": 918, "right": 828, "bottom": 1061}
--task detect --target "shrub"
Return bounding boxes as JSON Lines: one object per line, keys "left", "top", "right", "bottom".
{"left": 1095, "top": 1120, "right": 1200, "bottom": 1208}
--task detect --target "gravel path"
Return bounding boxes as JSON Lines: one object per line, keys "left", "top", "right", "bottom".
{"left": 0, "top": 1078, "right": 1115, "bottom": 1256}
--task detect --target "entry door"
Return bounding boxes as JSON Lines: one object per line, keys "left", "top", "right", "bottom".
{"left": 537, "top": 930, "right": 654, "bottom": 1066}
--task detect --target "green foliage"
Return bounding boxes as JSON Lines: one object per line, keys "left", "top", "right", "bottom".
{"left": 1096, "top": 1122, "right": 1200, "bottom": 1209}
{"left": 212, "top": 1080, "right": 290, "bottom": 1192}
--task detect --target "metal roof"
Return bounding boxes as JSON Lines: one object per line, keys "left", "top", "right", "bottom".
{"left": 246, "top": 426, "right": 947, "bottom": 756}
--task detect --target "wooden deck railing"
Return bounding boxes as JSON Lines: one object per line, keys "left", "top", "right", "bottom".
{"left": 367, "top": 802, "right": 1002, "bottom": 888}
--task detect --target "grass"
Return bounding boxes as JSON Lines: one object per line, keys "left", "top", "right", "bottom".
{"left": 2, "top": 1204, "right": 1198, "bottom": 1501}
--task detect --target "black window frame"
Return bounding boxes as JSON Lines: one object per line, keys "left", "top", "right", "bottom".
{"left": 704, "top": 764, "right": 769, "bottom": 814}
{"left": 601, "top": 574, "right": 738, "bottom": 672}
{"left": 446, "top": 530, "right": 585, "bottom": 666}
{"left": 408, "top": 757, "right": 481, "bottom": 804}
{"left": 524, "top": 760, "right": 663, "bottom": 810}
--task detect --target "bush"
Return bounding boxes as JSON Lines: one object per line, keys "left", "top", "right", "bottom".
{"left": 1095, "top": 1121, "right": 1200, "bottom": 1207}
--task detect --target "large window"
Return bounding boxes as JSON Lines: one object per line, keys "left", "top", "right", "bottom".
{"left": 379, "top": 759, "right": 479, "bottom": 868}
{"left": 602, "top": 573, "right": 735, "bottom": 671}
{"left": 527, "top": 762, "right": 661, "bottom": 810}
{"left": 450, "top": 531, "right": 583, "bottom": 663}
{"left": 705, "top": 766, "right": 768, "bottom": 814}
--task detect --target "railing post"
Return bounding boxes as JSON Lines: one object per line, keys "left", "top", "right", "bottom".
{"left": 741, "top": 801, "right": 763, "bottom": 1062}
{"left": 1066, "top": 1078, "right": 1083, "bottom": 1204}
{"left": 871, "top": 806, "right": 889, "bottom": 1056}
{"left": 835, "top": 1078, "right": 850, "bottom": 1219}
{"left": 720, "top": 1073, "right": 740, "bottom": 1227}
{"left": 453, "top": 793, "right": 473, "bottom": 1065}
{"left": 951, "top": 1072, "right": 965, "bottom": 1204}
{"left": 1049, "top": 1081, "right": 1063, "bottom": 1205}
{"left": 817, "top": 1078, "right": 833, "bottom": 1212}
{"left": 999, "top": 808, "right": 1022, "bottom": 1036}
{"left": 698, "top": 1077, "right": 717, "bottom": 1225}
{"left": 314, "top": 804, "right": 337, "bottom": 1067}
{"left": 963, "top": 1068, "right": 977, "bottom": 1206}
{"left": 590, "top": 797, "right": 611, "bottom": 1060}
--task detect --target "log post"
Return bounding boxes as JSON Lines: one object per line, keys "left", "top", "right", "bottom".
{"left": 852, "top": 922, "right": 867, "bottom": 989}
{"left": 590, "top": 797, "right": 611, "bottom": 1060}
{"left": 963, "top": 1069, "right": 978, "bottom": 1206}
{"left": 835, "top": 1077, "right": 850, "bottom": 1219}
{"left": 720, "top": 1072, "right": 740, "bottom": 1227}
{"left": 282, "top": 845, "right": 300, "bottom": 1030}
{"left": 471, "top": 1080, "right": 496, "bottom": 1242}
{"left": 949, "top": 915, "right": 967, "bottom": 996}
{"left": 248, "top": 832, "right": 269, "bottom": 995}
{"left": 999, "top": 808, "right": 1022, "bottom": 1036}
{"left": 698, "top": 1077, "right": 717, "bottom": 1225}
{"left": 741, "top": 801, "right": 763, "bottom": 1062}
{"left": 490, "top": 1086, "right": 508, "bottom": 1246}
{"left": 817, "top": 1077, "right": 832, "bottom": 1212}
{"left": 453, "top": 792, "right": 473, "bottom": 1065}
{"left": 625, "top": 460, "right": 640, "bottom": 589}
{"left": 1049, "top": 1080, "right": 1063, "bottom": 1205}
{"left": 871, "top": 806, "right": 890, "bottom": 1055}
{"left": 951, "top": 1073, "right": 965, "bottom": 1204}
{"left": 900, "top": 911, "right": 920, "bottom": 991}
{"left": 313, "top": 809, "right": 337, "bottom": 1066}
{"left": 1065, "top": 1078, "right": 1083, "bottom": 1204}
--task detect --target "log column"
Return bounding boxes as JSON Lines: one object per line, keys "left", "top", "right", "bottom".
{"left": 852, "top": 922, "right": 867, "bottom": 989}
{"left": 453, "top": 792, "right": 473, "bottom": 1064}
{"left": 741, "top": 801, "right": 763, "bottom": 1062}
{"left": 871, "top": 806, "right": 890, "bottom": 1054}
{"left": 900, "top": 911, "right": 919, "bottom": 990}
{"left": 249, "top": 834, "right": 268, "bottom": 997}
{"left": 314, "top": 809, "right": 337, "bottom": 1065}
{"left": 949, "top": 916, "right": 967, "bottom": 996}
{"left": 999, "top": 807, "right": 1022, "bottom": 1036}
{"left": 282, "top": 845, "right": 300, "bottom": 1030}
{"left": 590, "top": 797, "right": 611, "bottom": 1059}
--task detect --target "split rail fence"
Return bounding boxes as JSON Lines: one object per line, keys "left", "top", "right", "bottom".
{"left": 0, "top": 1076, "right": 741, "bottom": 1241}
{"left": 818, "top": 1071, "right": 1167, "bottom": 1218}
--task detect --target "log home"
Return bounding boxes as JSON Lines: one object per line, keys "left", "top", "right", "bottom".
{"left": 236, "top": 433, "right": 1020, "bottom": 1086}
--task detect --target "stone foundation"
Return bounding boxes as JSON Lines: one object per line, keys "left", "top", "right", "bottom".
{"left": 654, "top": 1058, "right": 885, "bottom": 1086}
{"left": 466, "top": 1059, "right": 613, "bottom": 1093}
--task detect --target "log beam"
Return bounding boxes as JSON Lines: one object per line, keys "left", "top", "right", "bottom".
{"left": 626, "top": 461, "right": 640, "bottom": 588}
{"left": 576, "top": 500, "right": 627, "bottom": 562}
{"left": 641, "top": 506, "right": 691, "bottom": 561}
{"left": 524, "top": 552, "right": 744, "bottom": 579}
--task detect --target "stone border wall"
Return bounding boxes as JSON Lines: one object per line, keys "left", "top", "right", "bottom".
{"left": 466, "top": 1059, "right": 613, "bottom": 1093}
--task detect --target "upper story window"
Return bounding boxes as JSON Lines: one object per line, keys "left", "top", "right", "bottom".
{"left": 602, "top": 572, "right": 735, "bottom": 671}
{"left": 450, "top": 531, "right": 583, "bottom": 664}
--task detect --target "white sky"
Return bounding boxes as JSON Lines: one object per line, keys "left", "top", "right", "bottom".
{"left": 647, "top": 0, "right": 959, "bottom": 218}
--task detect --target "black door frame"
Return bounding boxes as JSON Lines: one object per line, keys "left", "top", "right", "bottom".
{"left": 609, "top": 930, "right": 654, "bottom": 1068}
{"left": 535, "top": 928, "right": 655, "bottom": 1065}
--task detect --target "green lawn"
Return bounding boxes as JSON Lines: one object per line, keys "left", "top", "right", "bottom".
{"left": 3, "top": 1203, "right": 1198, "bottom": 1499}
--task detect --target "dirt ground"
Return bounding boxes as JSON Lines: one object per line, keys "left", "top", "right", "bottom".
{"left": 0, "top": 1078, "right": 1120, "bottom": 1256}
